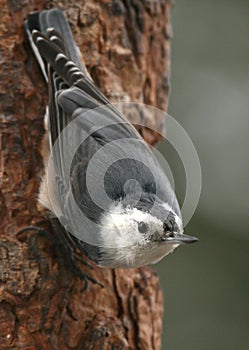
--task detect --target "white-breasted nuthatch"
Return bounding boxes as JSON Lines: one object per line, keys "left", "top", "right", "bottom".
{"left": 24, "top": 8, "right": 198, "bottom": 269}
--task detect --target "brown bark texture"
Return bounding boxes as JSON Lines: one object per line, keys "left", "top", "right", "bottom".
{"left": 0, "top": 0, "right": 172, "bottom": 349}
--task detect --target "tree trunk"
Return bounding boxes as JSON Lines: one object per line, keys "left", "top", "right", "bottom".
{"left": 0, "top": 0, "right": 172, "bottom": 349}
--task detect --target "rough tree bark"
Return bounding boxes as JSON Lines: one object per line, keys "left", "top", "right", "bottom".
{"left": 0, "top": 0, "right": 172, "bottom": 349}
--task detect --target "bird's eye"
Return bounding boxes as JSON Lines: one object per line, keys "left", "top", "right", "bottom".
{"left": 137, "top": 221, "right": 148, "bottom": 234}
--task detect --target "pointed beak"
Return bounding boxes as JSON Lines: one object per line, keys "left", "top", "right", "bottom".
{"left": 163, "top": 232, "right": 198, "bottom": 244}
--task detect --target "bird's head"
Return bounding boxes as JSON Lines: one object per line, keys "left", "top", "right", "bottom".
{"left": 98, "top": 196, "right": 198, "bottom": 268}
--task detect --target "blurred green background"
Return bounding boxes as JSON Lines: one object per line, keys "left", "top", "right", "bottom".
{"left": 156, "top": 0, "right": 249, "bottom": 349}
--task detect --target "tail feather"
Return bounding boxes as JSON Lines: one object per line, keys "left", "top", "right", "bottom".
{"left": 24, "top": 8, "right": 128, "bottom": 145}
{"left": 25, "top": 8, "right": 84, "bottom": 73}
{"left": 24, "top": 9, "right": 87, "bottom": 145}
{"left": 46, "top": 27, "right": 66, "bottom": 53}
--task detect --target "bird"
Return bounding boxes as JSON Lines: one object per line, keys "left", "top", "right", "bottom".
{"left": 24, "top": 8, "right": 198, "bottom": 270}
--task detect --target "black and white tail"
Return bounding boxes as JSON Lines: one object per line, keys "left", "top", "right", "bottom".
{"left": 24, "top": 8, "right": 122, "bottom": 146}
{"left": 24, "top": 8, "right": 86, "bottom": 79}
